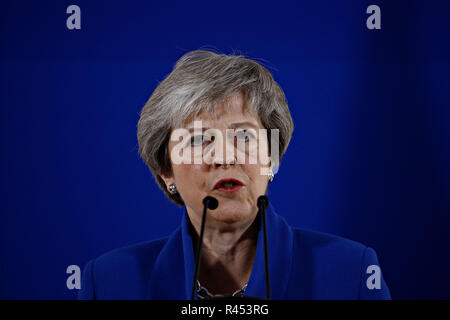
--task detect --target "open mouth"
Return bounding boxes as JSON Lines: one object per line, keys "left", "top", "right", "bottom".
{"left": 213, "top": 179, "right": 244, "bottom": 193}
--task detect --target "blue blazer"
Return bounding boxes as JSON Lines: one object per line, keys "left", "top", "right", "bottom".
{"left": 78, "top": 205, "right": 391, "bottom": 299}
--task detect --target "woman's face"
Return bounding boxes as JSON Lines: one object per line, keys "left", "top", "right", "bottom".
{"left": 162, "top": 93, "right": 271, "bottom": 230}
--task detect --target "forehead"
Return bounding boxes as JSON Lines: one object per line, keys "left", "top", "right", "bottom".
{"left": 182, "top": 93, "right": 262, "bottom": 129}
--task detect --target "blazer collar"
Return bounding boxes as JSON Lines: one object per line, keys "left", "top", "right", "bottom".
{"left": 149, "top": 203, "right": 294, "bottom": 299}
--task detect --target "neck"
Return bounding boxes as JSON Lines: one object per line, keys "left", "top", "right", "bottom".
{"left": 191, "top": 215, "right": 259, "bottom": 296}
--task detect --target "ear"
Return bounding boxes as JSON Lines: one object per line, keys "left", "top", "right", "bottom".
{"left": 270, "top": 159, "right": 279, "bottom": 176}
{"left": 159, "top": 173, "right": 175, "bottom": 190}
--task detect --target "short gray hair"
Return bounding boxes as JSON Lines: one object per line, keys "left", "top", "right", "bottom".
{"left": 137, "top": 50, "right": 294, "bottom": 206}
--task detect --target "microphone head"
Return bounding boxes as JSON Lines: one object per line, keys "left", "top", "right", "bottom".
{"left": 203, "top": 196, "right": 219, "bottom": 210}
{"left": 257, "top": 195, "right": 269, "bottom": 210}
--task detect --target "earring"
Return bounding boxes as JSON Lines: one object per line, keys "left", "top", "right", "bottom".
{"left": 168, "top": 184, "right": 177, "bottom": 194}
{"left": 268, "top": 171, "right": 274, "bottom": 182}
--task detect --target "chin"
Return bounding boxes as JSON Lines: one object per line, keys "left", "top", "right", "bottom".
{"left": 211, "top": 202, "right": 254, "bottom": 225}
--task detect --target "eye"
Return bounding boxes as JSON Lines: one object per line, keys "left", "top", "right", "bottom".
{"left": 190, "top": 135, "right": 203, "bottom": 146}
{"left": 190, "top": 135, "right": 213, "bottom": 146}
{"left": 235, "top": 130, "right": 255, "bottom": 142}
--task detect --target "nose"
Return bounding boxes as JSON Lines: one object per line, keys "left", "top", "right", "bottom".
{"left": 213, "top": 154, "right": 236, "bottom": 169}
{"left": 211, "top": 138, "right": 237, "bottom": 169}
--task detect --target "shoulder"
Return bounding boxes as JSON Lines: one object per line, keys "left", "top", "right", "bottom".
{"left": 290, "top": 227, "right": 367, "bottom": 274}
{"left": 285, "top": 227, "right": 390, "bottom": 299}
{"left": 94, "top": 237, "right": 169, "bottom": 270}
{"left": 78, "top": 237, "right": 170, "bottom": 299}
{"left": 291, "top": 227, "right": 366, "bottom": 255}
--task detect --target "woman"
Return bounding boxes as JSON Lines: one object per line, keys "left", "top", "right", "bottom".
{"left": 78, "top": 50, "right": 390, "bottom": 299}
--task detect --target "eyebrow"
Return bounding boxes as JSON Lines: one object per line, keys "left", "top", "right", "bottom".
{"left": 186, "top": 127, "right": 210, "bottom": 134}
{"left": 185, "top": 121, "right": 259, "bottom": 133}
{"left": 229, "top": 121, "right": 259, "bottom": 129}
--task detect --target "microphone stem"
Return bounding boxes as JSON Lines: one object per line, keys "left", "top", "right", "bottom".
{"left": 261, "top": 206, "right": 271, "bottom": 299}
{"left": 191, "top": 202, "right": 208, "bottom": 300}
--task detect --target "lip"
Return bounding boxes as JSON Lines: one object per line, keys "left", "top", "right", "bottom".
{"left": 213, "top": 178, "right": 244, "bottom": 193}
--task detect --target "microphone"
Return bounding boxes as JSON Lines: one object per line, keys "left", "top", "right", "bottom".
{"left": 257, "top": 195, "right": 271, "bottom": 300}
{"left": 191, "top": 196, "right": 218, "bottom": 300}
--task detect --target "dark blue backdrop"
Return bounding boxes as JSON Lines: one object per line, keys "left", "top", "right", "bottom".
{"left": 1, "top": 0, "right": 449, "bottom": 299}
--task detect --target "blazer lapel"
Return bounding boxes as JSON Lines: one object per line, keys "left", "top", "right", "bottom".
{"left": 244, "top": 203, "right": 294, "bottom": 299}
{"left": 148, "top": 204, "right": 294, "bottom": 300}
{"left": 147, "top": 207, "right": 191, "bottom": 299}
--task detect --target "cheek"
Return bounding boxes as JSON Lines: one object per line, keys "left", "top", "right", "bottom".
{"left": 172, "top": 164, "right": 206, "bottom": 189}
{"left": 257, "top": 137, "right": 270, "bottom": 166}
{"left": 245, "top": 165, "right": 268, "bottom": 192}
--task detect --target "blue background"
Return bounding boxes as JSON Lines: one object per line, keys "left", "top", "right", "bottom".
{"left": 1, "top": 0, "right": 449, "bottom": 299}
